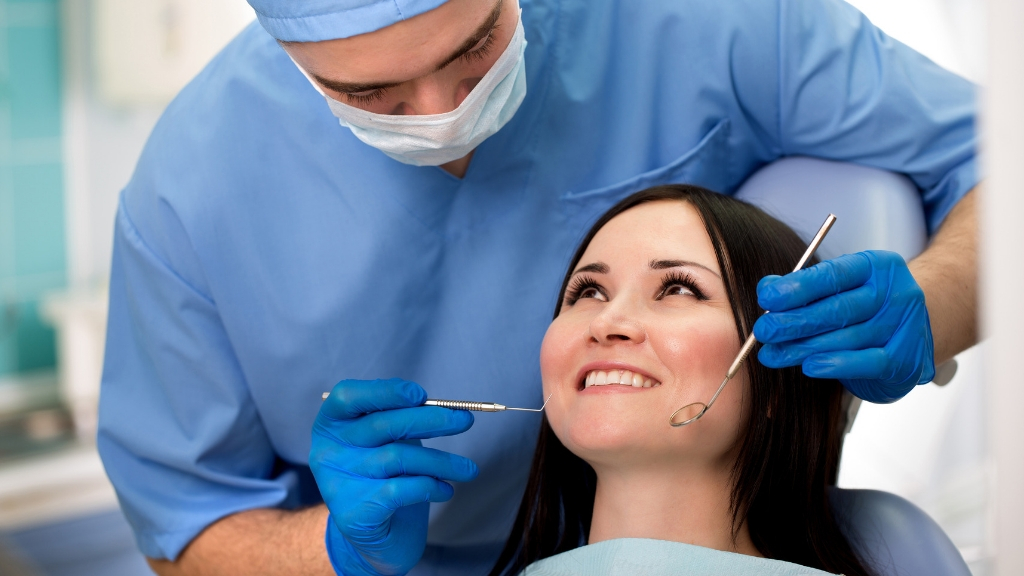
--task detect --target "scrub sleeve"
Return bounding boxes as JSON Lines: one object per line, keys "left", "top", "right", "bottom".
{"left": 753, "top": 0, "right": 978, "bottom": 232}
{"left": 99, "top": 202, "right": 303, "bottom": 559}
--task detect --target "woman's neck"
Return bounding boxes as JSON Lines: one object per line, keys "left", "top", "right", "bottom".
{"left": 587, "top": 461, "right": 761, "bottom": 556}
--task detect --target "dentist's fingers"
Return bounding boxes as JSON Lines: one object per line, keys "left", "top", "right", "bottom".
{"left": 321, "top": 378, "right": 427, "bottom": 420}
{"left": 757, "top": 320, "right": 897, "bottom": 368}
{"left": 315, "top": 442, "right": 479, "bottom": 482}
{"left": 333, "top": 477, "right": 456, "bottom": 533}
{"left": 801, "top": 349, "right": 891, "bottom": 380}
{"left": 757, "top": 253, "right": 874, "bottom": 312}
{"left": 753, "top": 283, "right": 884, "bottom": 343}
{"left": 316, "top": 405, "right": 474, "bottom": 447}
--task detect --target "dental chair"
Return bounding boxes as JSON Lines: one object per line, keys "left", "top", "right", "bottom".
{"left": 735, "top": 157, "right": 971, "bottom": 576}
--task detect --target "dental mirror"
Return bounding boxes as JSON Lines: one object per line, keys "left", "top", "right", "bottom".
{"left": 670, "top": 213, "right": 837, "bottom": 427}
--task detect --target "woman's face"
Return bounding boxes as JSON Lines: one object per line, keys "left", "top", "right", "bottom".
{"left": 540, "top": 200, "right": 748, "bottom": 472}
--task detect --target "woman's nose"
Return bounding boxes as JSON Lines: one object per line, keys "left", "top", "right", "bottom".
{"left": 588, "top": 307, "right": 647, "bottom": 345}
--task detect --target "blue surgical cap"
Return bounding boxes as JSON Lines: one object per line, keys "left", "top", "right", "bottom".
{"left": 247, "top": 0, "right": 451, "bottom": 42}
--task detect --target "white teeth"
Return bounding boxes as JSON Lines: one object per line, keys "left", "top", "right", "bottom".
{"left": 582, "top": 369, "right": 660, "bottom": 389}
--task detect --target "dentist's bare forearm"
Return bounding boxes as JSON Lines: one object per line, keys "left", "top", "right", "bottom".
{"left": 146, "top": 505, "right": 334, "bottom": 576}
{"left": 908, "top": 185, "right": 979, "bottom": 365}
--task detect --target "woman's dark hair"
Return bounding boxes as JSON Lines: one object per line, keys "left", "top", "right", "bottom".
{"left": 489, "top": 185, "right": 870, "bottom": 576}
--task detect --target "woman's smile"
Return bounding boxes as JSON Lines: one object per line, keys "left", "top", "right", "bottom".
{"left": 576, "top": 362, "right": 663, "bottom": 392}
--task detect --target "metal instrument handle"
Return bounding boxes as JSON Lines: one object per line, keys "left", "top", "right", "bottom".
{"left": 423, "top": 399, "right": 505, "bottom": 412}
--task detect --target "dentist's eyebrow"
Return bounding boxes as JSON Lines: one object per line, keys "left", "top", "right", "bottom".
{"left": 650, "top": 259, "right": 721, "bottom": 279}
{"left": 571, "top": 262, "right": 610, "bottom": 276}
{"left": 433, "top": 0, "right": 503, "bottom": 72}
{"left": 306, "top": 0, "right": 503, "bottom": 95}
{"left": 312, "top": 76, "right": 402, "bottom": 95}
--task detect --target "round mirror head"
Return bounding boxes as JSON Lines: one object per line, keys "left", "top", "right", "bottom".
{"left": 669, "top": 402, "right": 708, "bottom": 427}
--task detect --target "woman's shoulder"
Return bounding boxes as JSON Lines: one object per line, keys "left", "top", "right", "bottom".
{"left": 519, "top": 538, "right": 838, "bottom": 576}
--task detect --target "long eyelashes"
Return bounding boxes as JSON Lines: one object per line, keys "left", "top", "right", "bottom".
{"left": 563, "top": 271, "right": 710, "bottom": 307}
{"left": 460, "top": 29, "right": 498, "bottom": 63}
{"left": 345, "top": 89, "right": 389, "bottom": 105}
{"left": 657, "top": 271, "right": 709, "bottom": 301}
{"left": 564, "top": 274, "right": 603, "bottom": 306}
{"left": 342, "top": 27, "right": 499, "bottom": 106}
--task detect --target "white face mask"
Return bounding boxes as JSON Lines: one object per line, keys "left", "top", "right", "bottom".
{"left": 293, "top": 15, "right": 528, "bottom": 166}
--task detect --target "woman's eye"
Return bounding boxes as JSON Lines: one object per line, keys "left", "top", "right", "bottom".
{"left": 661, "top": 283, "right": 695, "bottom": 298}
{"left": 657, "top": 272, "right": 708, "bottom": 301}
{"left": 564, "top": 276, "right": 607, "bottom": 305}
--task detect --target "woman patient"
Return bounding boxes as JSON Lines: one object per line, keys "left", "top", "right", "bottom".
{"left": 490, "top": 185, "right": 871, "bottom": 575}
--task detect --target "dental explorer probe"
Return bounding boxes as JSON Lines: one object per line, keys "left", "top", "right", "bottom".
{"left": 669, "top": 213, "right": 837, "bottom": 427}
{"left": 321, "top": 392, "right": 552, "bottom": 413}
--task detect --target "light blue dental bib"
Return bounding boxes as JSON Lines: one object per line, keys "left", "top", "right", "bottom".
{"left": 521, "top": 538, "right": 837, "bottom": 576}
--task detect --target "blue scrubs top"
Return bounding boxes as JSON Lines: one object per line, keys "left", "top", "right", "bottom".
{"left": 98, "top": 0, "right": 978, "bottom": 571}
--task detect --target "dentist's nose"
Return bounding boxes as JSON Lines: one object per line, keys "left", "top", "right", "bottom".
{"left": 589, "top": 306, "right": 647, "bottom": 345}
{"left": 400, "top": 72, "right": 479, "bottom": 115}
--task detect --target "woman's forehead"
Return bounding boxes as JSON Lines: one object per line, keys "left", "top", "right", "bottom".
{"left": 582, "top": 201, "right": 721, "bottom": 275}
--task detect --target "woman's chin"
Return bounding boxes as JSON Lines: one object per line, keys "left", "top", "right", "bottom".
{"left": 550, "top": 396, "right": 741, "bottom": 470}
{"left": 556, "top": 410, "right": 665, "bottom": 460}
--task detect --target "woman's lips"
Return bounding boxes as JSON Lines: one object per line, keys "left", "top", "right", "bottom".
{"left": 576, "top": 364, "right": 662, "bottom": 391}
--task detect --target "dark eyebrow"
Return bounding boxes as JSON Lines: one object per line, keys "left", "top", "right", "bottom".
{"left": 312, "top": 75, "right": 403, "bottom": 95}
{"left": 571, "top": 262, "right": 610, "bottom": 276}
{"left": 650, "top": 259, "right": 722, "bottom": 279}
{"left": 433, "top": 0, "right": 503, "bottom": 71}
{"left": 311, "top": 0, "right": 503, "bottom": 95}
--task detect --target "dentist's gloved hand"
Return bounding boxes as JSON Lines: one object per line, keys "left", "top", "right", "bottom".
{"left": 312, "top": 378, "right": 478, "bottom": 575}
{"left": 753, "top": 250, "right": 935, "bottom": 403}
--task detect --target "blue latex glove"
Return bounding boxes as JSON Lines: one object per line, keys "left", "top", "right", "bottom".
{"left": 753, "top": 250, "right": 935, "bottom": 403}
{"left": 312, "top": 379, "right": 479, "bottom": 575}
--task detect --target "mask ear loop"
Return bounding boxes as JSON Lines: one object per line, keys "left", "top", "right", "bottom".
{"left": 670, "top": 214, "right": 837, "bottom": 428}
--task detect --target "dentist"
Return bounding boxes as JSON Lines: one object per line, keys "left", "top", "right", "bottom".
{"left": 98, "top": 0, "right": 979, "bottom": 574}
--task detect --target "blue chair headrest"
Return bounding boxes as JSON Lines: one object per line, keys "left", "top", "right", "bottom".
{"left": 735, "top": 156, "right": 927, "bottom": 261}
{"left": 831, "top": 488, "right": 971, "bottom": 576}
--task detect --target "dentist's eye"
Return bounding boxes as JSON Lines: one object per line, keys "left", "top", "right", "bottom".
{"left": 461, "top": 30, "right": 497, "bottom": 63}
{"left": 657, "top": 272, "right": 708, "bottom": 301}
{"left": 344, "top": 88, "right": 389, "bottom": 105}
{"left": 564, "top": 275, "right": 607, "bottom": 305}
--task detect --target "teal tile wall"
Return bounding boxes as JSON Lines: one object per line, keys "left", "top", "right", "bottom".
{"left": 0, "top": 0, "right": 66, "bottom": 377}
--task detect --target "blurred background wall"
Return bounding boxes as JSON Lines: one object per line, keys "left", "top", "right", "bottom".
{"left": 0, "top": 0, "right": 1005, "bottom": 575}
{"left": 0, "top": 0, "right": 65, "bottom": 380}
{"left": 0, "top": 1, "right": 252, "bottom": 574}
